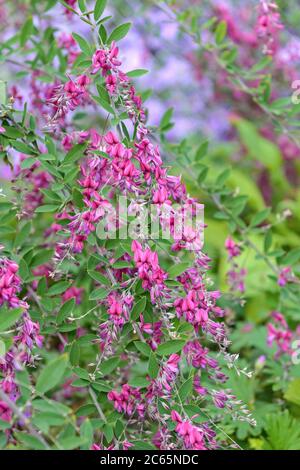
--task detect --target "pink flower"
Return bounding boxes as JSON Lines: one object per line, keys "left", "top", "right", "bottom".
{"left": 267, "top": 311, "right": 294, "bottom": 357}
{"left": 171, "top": 411, "right": 207, "bottom": 450}
{"left": 0, "top": 258, "right": 28, "bottom": 310}
{"left": 225, "top": 237, "right": 240, "bottom": 258}
{"left": 255, "top": 1, "right": 283, "bottom": 55}
{"left": 131, "top": 241, "right": 167, "bottom": 302}
{"left": 92, "top": 43, "right": 121, "bottom": 75}
{"left": 278, "top": 266, "right": 292, "bottom": 287}
{"left": 174, "top": 290, "right": 208, "bottom": 331}
{"left": 108, "top": 384, "right": 145, "bottom": 417}
{"left": 0, "top": 401, "right": 12, "bottom": 423}
{"left": 183, "top": 340, "right": 218, "bottom": 370}
{"left": 62, "top": 286, "right": 83, "bottom": 305}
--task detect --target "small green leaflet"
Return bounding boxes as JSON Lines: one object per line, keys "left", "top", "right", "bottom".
{"left": 89, "top": 287, "right": 108, "bottom": 300}
{"left": 36, "top": 354, "right": 68, "bottom": 394}
{"left": 130, "top": 296, "right": 147, "bottom": 320}
{"left": 57, "top": 298, "right": 76, "bottom": 324}
{"left": 108, "top": 23, "right": 131, "bottom": 44}
{"left": 134, "top": 341, "right": 152, "bottom": 357}
{"left": 156, "top": 340, "right": 185, "bottom": 356}
{"left": 0, "top": 307, "right": 24, "bottom": 332}
{"left": 94, "top": 0, "right": 107, "bottom": 21}
{"left": 47, "top": 281, "right": 70, "bottom": 296}
{"left": 127, "top": 69, "right": 148, "bottom": 78}
{"left": 167, "top": 262, "right": 190, "bottom": 278}
{"left": 72, "top": 33, "right": 93, "bottom": 56}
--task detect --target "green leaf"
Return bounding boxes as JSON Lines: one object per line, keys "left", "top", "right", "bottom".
{"left": 78, "top": 0, "right": 86, "bottom": 13}
{"left": 57, "top": 298, "right": 76, "bottom": 324}
{"left": 80, "top": 419, "right": 94, "bottom": 450}
{"left": 0, "top": 307, "right": 24, "bottom": 332}
{"left": 284, "top": 379, "right": 300, "bottom": 406}
{"left": 94, "top": 0, "right": 107, "bottom": 21}
{"left": 47, "top": 281, "right": 70, "bottom": 296}
{"left": 132, "top": 441, "right": 156, "bottom": 450}
{"left": 250, "top": 208, "right": 271, "bottom": 228}
{"left": 130, "top": 296, "right": 147, "bottom": 321}
{"left": 108, "top": 23, "right": 131, "bottom": 44}
{"left": 58, "top": 436, "right": 88, "bottom": 450}
{"left": 156, "top": 340, "right": 185, "bottom": 356}
{"left": 20, "top": 157, "right": 36, "bottom": 169}
{"left": 72, "top": 33, "right": 92, "bottom": 56}
{"left": 127, "top": 69, "right": 148, "bottom": 78}
{"left": 70, "top": 341, "right": 80, "bottom": 366}
{"left": 14, "top": 222, "right": 31, "bottom": 248}
{"left": 31, "top": 249, "right": 54, "bottom": 268}
{"left": 111, "top": 260, "right": 132, "bottom": 269}
{"left": 129, "top": 377, "right": 150, "bottom": 388}
{"left": 195, "top": 141, "right": 209, "bottom": 160}
{"left": 0, "top": 80, "right": 6, "bottom": 105}
{"left": 99, "top": 356, "right": 120, "bottom": 375}
{"left": 148, "top": 352, "right": 159, "bottom": 379}
{"left": 14, "top": 432, "right": 47, "bottom": 450}
{"left": 64, "top": 142, "right": 87, "bottom": 164}
{"left": 134, "top": 341, "right": 152, "bottom": 357}
{"left": 167, "top": 263, "right": 190, "bottom": 278}
{"left": 88, "top": 271, "right": 110, "bottom": 286}
{"left": 178, "top": 377, "right": 193, "bottom": 401}
{"left": 0, "top": 419, "right": 11, "bottom": 431}
{"left": 160, "top": 107, "right": 174, "bottom": 129}
{"left": 92, "top": 94, "right": 115, "bottom": 114}
{"left": 36, "top": 354, "right": 68, "bottom": 394}
{"left": 20, "top": 17, "right": 34, "bottom": 47}
{"left": 11, "top": 141, "right": 36, "bottom": 155}
{"left": 263, "top": 411, "right": 300, "bottom": 450}
{"left": 282, "top": 248, "right": 300, "bottom": 266}
{"left": 35, "top": 204, "right": 59, "bottom": 213}
{"left": 215, "top": 20, "right": 227, "bottom": 45}
{"left": 89, "top": 287, "right": 108, "bottom": 301}
{"left": 76, "top": 405, "right": 96, "bottom": 417}
{"left": 264, "top": 231, "right": 273, "bottom": 253}
{"left": 103, "top": 424, "right": 114, "bottom": 443}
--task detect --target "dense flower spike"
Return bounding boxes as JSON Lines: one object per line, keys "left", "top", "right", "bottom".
{"left": 0, "top": 258, "right": 42, "bottom": 426}
{"left": 256, "top": 0, "right": 283, "bottom": 55}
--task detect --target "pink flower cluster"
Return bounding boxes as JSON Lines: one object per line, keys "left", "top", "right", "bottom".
{"left": 0, "top": 258, "right": 28, "bottom": 309}
{"left": 278, "top": 266, "right": 293, "bottom": 287}
{"left": 0, "top": 258, "right": 42, "bottom": 424}
{"left": 183, "top": 340, "right": 218, "bottom": 370}
{"left": 92, "top": 43, "right": 145, "bottom": 125}
{"left": 267, "top": 311, "right": 295, "bottom": 358}
{"left": 171, "top": 411, "right": 207, "bottom": 450}
{"left": 62, "top": 286, "right": 83, "bottom": 304}
{"left": 139, "top": 314, "right": 163, "bottom": 350}
{"left": 57, "top": 33, "right": 80, "bottom": 65}
{"left": 14, "top": 157, "right": 52, "bottom": 216}
{"left": 106, "top": 292, "right": 133, "bottom": 327}
{"left": 108, "top": 384, "right": 145, "bottom": 417}
{"left": 255, "top": 0, "right": 283, "bottom": 55}
{"left": 46, "top": 75, "right": 90, "bottom": 126}
{"left": 131, "top": 241, "right": 167, "bottom": 302}
{"left": 225, "top": 237, "right": 246, "bottom": 293}
{"left": 146, "top": 354, "right": 180, "bottom": 402}
{"left": 174, "top": 291, "right": 208, "bottom": 331}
